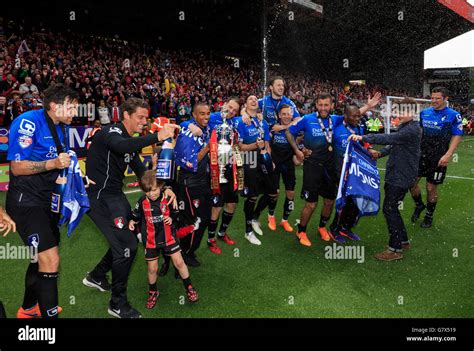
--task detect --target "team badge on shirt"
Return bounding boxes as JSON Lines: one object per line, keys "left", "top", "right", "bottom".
{"left": 114, "top": 217, "right": 125, "bottom": 229}
{"left": 193, "top": 199, "right": 200, "bottom": 208}
{"left": 18, "top": 135, "right": 33, "bottom": 148}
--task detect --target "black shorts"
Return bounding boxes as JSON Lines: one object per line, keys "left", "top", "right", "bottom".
{"left": 211, "top": 182, "right": 239, "bottom": 207}
{"left": 6, "top": 205, "right": 60, "bottom": 253}
{"left": 418, "top": 154, "right": 447, "bottom": 185}
{"left": 242, "top": 164, "right": 278, "bottom": 198}
{"left": 144, "top": 243, "right": 181, "bottom": 261}
{"left": 301, "top": 159, "right": 338, "bottom": 202}
{"left": 272, "top": 159, "right": 296, "bottom": 191}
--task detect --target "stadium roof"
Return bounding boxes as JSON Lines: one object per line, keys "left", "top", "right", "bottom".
{"left": 424, "top": 30, "right": 474, "bottom": 69}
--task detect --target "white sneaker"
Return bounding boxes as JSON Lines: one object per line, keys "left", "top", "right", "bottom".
{"left": 251, "top": 220, "right": 263, "bottom": 236}
{"left": 245, "top": 232, "right": 262, "bottom": 246}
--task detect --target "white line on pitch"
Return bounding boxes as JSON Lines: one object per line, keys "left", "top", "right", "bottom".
{"left": 124, "top": 189, "right": 142, "bottom": 194}
{"left": 377, "top": 168, "right": 474, "bottom": 180}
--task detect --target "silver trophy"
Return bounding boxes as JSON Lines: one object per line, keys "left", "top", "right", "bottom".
{"left": 217, "top": 108, "right": 233, "bottom": 184}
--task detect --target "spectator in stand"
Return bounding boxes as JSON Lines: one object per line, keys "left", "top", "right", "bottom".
{"left": 0, "top": 96, "right": 6, "bottom": 126}
{"left": 32, "top": 73, "right": 47, "bottom": 92}
{"left": 110, "top": 100, "right": 121, "bottom": 124}
{"left": 4, "top": 92, "right": 24, "bottom": 125}
{"left": 97, "top": 100, "right": 111, "bottom": 126}
{"left": 19, "top": 77, "right": 39, "bottom": 99}
{"left": 0, "top": 73, "right": 19, "bottom": 96}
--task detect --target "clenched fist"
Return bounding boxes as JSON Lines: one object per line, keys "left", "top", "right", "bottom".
{"left": 54, "top": 153, "right": 71, "bottom": 170}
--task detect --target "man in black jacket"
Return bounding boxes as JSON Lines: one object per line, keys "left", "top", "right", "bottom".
{"left": 83, "top": 98, "right": 178, "bottom": 318}
{"left": 349, "top": 98, "right": 422, "bottom": 261}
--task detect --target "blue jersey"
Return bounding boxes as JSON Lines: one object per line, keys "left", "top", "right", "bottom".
{"left": 288, "top": 113, "right": 342, "bottom": 161}
{"left": 419, "top": 106, "right": 463, "bottom": 156}
{"left": 258, "top": 95, "right": 300, "bottom": 126}
{"left": 235, "top": 116, "right": 271, "bottom": 144}
{"left": 208, "top": 111, "right": 238, "bottom": 131}
{"left": 333, "top": 119, "right": 365, "bottom": 157}
{"left": 7, "top": 109, "right": 68, "bottom": 206}
{"left": 176, "top": 120, "right": 211, "bottom": 187}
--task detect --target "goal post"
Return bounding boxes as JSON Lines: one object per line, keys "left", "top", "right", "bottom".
{"left": 382, "top": 96, "right": 431, "bottom": 134}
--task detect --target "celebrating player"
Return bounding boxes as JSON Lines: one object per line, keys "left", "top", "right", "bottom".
{"left": 241, "top": 76, "right": 300, "bottom": 128}
{"left": 267, "top": 104, "right": 299, "bottom": 232}
{"left": 174, "top": 102, "right": 212, "bottom": 267}
{"left": 236, "top": 95, "right": 278, "bottom": 245}
{"left": 285, "top": 93, "right": 340, "bottom": 246}
{"left": 329, "top": 105, "right": 379, "bottom": 242}
{"left": 7, "top": 84, "right": 78, "bottom": 318}
{"left": 410, "top": 87, "right": 463, "bottom": 228}
{"left": 206, "top": 98, "right": 240, "bottom": 254}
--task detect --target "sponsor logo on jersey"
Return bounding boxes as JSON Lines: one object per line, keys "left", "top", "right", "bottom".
{"left": 18, "top": 119, "right": 36, "bottom": 136}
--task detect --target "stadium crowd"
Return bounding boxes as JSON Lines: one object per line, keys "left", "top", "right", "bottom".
{"left": 2, "top": 29, "right": 470, "bottom": 129}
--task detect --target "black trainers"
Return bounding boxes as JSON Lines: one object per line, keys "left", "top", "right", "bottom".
{"left": 82, "top": 272, "right": 111, "bottom": 292}
{"left": 183, "top": 254, "right": 201, "bottom": 267}
{"left": 159, "top": 260, "right": 170, "bottom": 277}
{"left": 108, "top": 303, "right": 142, "bottom": 319}
{"left": 420, "top": 216, "right": 433, "bottom": 228}
{"left": 411, "top": 204, "right": 426, "bottom": 223}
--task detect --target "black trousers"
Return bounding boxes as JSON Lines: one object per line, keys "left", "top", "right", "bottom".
{"left": 87, "top": 194, "right": 137, "bottom": 308}
{"left": 177, "top": 184, "right": 212, "bottom": 257}
{"left": 383, "top": 183, "right": 409, "bottom": 252}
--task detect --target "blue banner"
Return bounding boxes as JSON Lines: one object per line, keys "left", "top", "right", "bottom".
{"left": 58, "top": 151, "right": 90, "bottom": 237}
{"left": 336, "top": 140, "right": 380, "bottom": 218}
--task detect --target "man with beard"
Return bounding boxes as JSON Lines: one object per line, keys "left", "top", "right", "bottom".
{"left": 7, "top": 84, "right": 78, "bottom": 318}
{"left": 241, "top": 76, "right": 300, "bottom": 128}
{"left": 286, "top": 93, "right": 380, "bottom": 247}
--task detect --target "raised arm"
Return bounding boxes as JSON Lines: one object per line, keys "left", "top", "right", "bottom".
{"left": 107, "top": 124, "right": 179, "bottom": 154}
{"left": 359, "top": 92, "right": 382, "bottom": 116}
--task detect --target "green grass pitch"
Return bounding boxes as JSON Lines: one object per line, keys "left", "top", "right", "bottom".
{"left": 0, "top": 137, "right": 473, "bottom": 318}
